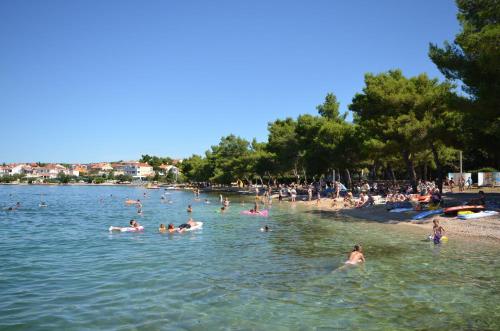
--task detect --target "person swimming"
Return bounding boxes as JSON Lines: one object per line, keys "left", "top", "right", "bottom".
{"left": 260, "top": 225, "right": 271, "bottom": 232}
{"left": 109, "top": 219, "right": 141, "bottom": 232}
{"left": 178, "top": 218, "right": 196, "bottom": 233}
{"left": 159, "top": 224, "right": 167, "bottom": 233}
{"left": 345, "top": 245, "right": 365, "bottom": 265}
{"left": 187, "top": 205, "right": 193, "bottom": 213}
{"left": 220, "top": 206, "right": 226, "bottom": 212}
{"left": 432, "top": 219, "right": 445, "bottom": 244}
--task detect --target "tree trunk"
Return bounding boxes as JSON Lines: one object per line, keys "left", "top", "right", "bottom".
{"left": 423, "top": 164, "right": 428, "bottom": 181}
{"left": 430, "top": 143, "right": 444, "bottom": 193}
{"left": 344, "top": 168, "right": 352, "bottom": 189}
{"left": 387, "top": 164, "right": 396, "bottom": 183}
{"left": 402, "top": 150, "right": 418, "bottom": 193}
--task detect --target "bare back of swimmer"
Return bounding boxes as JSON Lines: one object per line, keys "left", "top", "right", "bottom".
{"left": 345, "top": 245, "right": 365, "bottom": 265}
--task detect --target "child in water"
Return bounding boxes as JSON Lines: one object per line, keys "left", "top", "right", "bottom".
{"left": 432, "top": 219, "right": 445, "bottom": 244}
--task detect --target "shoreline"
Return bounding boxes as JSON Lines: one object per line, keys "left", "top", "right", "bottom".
{"left": 295, "top": 193, "right": 500, "bottom": 243}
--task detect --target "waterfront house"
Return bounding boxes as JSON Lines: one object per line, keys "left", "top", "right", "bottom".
{"left": 123, "top": 162, "right": 154, "bottom": 179}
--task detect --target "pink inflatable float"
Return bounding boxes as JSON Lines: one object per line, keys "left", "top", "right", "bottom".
{"left": 240, "top": 210, "right": 269, "bottom": 217}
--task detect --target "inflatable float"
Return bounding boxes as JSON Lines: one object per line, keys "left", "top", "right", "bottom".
{"left": 389, "top": 207, "right": 413, "bottom": 213}
{"left": 183, "top": 222, "right": 203, "bottom": 231}
{"left": 427, "top": 235, "right": 448, "bottom": 243}
{"left": 109, "top": 226, "right": 144, "bottom": 232}
{"left": 241, "top": 210, "right": 269, "bottom": 217}
{"left": 457, "top": 210, "right": 498, "bottom": 220}
{"left": 444, "top": 205, "right": 484, "bottom": 215}
{"left": 412, "top": 209, "right": 443, "bottom": 220}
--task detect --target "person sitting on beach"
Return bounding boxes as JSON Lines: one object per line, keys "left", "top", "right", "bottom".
{"left": 432, "top": 219, "right": 445, "bottom": 244}
{"left": 187, "top": 205, "right": 193, "bottom": 213}
{"left": 467, "top": 191, "right": 486, "bottom": 206}
{"left": 355, "top": 193, "right": 367, "bottom": 208}
{"left": 343, "top": 191, "right": 354, "bottom": 207}
{"left": 345, "top": 245, "right": 365, "bottom": 265}
{"left": 430, "top": 189, "right": 442, "bottom": 205}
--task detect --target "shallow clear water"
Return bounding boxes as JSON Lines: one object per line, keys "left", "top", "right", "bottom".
{"left": 0, "top": 186, "right": 498, "bottom": 330}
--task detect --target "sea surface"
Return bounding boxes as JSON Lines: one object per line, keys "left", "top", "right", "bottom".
{"left": 0, "top": 185, "right": 499, "bottom": 330}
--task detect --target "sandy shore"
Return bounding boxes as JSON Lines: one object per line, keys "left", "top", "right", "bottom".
{"left": 297, "top": 192, "right": 500, "bottom": 242}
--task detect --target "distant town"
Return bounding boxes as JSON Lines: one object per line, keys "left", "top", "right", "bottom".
{"left": 0, "top": 160, "right": 183, "bottom": 184}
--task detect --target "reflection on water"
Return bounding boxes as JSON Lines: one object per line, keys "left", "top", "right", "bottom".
{"left": 0, "top": 186, "right": 499, "bottom": 330}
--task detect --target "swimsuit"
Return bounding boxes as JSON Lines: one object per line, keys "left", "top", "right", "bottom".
{"left": 179, "top": 224, "right": 191, "bottom": 229}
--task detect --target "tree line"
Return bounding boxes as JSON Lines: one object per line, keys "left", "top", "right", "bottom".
{"left": 170, "top": 1, "right": 499, "bottom": 192}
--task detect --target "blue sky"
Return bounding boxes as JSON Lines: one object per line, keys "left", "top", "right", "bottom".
{"left": 0, "top": 0, "right": 460, "bottom": 163}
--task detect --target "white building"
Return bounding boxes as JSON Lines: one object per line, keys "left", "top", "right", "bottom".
{"left": 123, "top": 162, "right": 154, "bottom": 179}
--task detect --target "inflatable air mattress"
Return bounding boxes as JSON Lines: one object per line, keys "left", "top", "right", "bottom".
{"left": 241, "top": 210, "right": 269, "bottom": 217}
{"left": 457, "top": 210, "right": 498, "bottom": 220}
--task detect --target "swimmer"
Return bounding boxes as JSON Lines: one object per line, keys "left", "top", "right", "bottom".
{"left": 187, "top": 205, "right": 193, "bottom": 213}
{"left": 178, "top": 218, "right": 196, "bottom": 233}
{"left": 39, "top": 201, "right": 47, "bottom": 207}
{"left": 166, "top": 224, "right": 176, "bottom": 233}
{"left": 345, "top": 245, "right": 365, "bottom": 265}
{"left": 253, "top": 202, "right": 259, "bottom": 213}
{"left": 260, "top": 225, "right": 271, "bottom": 232}
{"left": 432, "top": 219, "right": 445, "bottom": 244}
{"left": 220, "top": 206, "right": 226, "bottom": 213}
{"left": 109, "top": 219, "right": 141, "bottom": 232}
{"left": 205, "top": 199, "right": 210, "bottom": 204}
{"left": 159, "top": 224, "right": 167, "bottom": 233}
{"left": 223, "top": 198, "right": 230, "bottom": 208}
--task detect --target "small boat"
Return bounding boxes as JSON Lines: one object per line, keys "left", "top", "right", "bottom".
{"left": 164, "top": 186, "right": 177, "bottom": 190}
{"left": 457, "top": 210, "right": 498, "bottom": 220}
{"left": 389, "top": 207, "right": 413, "bottom": 213}
{"left": 444, "top": 205, "right": 484, "bottom": 215}
{"left": 412, "top": 209, "right": 443, "bottom": 220}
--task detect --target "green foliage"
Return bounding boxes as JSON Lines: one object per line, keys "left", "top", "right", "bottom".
{"left": 429, "top": 0, "right": 500, "bottom": 167}
{"left": 57, "top": 172, "right": 71, "bottom": 184}
{"left": 140, "top": 154, "right": 174, "bottom": 171}
{"left": 115, "top": 174, "right": 133, "bottom": 183}
{"left": 349, "top": 70, "right": 459, "bottom": 190}
{"left": 0, "top": 174, "right": 25, "bottom": 183}
{"left": 93, "top": 177, "right": 105, "bottom": 184}
{"left": 316, "top": 93, "right": 346, "bottom": 122}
